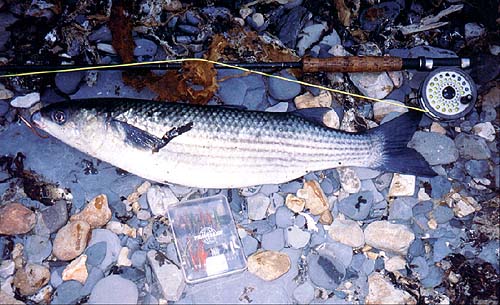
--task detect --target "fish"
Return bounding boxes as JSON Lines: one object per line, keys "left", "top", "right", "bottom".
{"left": 30, "top": 98, "right": 436, "bottom": 188}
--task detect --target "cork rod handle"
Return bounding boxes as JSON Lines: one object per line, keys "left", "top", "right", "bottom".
{"left": 302, "top": 56, "right": 404, "bottom": 73}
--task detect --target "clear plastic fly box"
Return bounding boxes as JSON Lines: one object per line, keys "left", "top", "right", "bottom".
{"left": 167, "top": 195, "right": 247, "bottom": 283}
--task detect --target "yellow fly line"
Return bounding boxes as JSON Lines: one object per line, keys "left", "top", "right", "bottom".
{"left": 0, "top": 58, "right": 428, "bottom": 113}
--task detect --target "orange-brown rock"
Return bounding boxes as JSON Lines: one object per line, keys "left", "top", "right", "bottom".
{"left": 0, "top": 203, "right": 36, "bottom": 235}
{"left": 297, "top": 180, "right": 329, "bottom": 215}
{"left": 70, "top": 194, "right": 111, "bottom": 228}
{"left": 62, "top": 254, "right": 88, "bottom": 284}
{"left": 52, "top": 221, "right": 91, "bottom": 261}
{"left": 13, "top": 263, "right": 50, "bottom": 296}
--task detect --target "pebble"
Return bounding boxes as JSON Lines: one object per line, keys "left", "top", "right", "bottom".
{"left": 106, "top": 221, "right": 137, "bottom": 238}
{"left": 294, "top": 90, "right": 333, "bottom": 110}
{"left": 0, "top": 260, "right": 15, "bottom": 278}
{"left": 430, "top": 122, "right": 447, "bottom": 134}
{"left": 307, "top": 252, "right": 345, "bottom": 290}
{"left": 268, "top": 70, "right": 301, "bottom": 100}
{"left": 13, "top": 263, "right": 50, "bottom": 296}
{"left": 80, "top": 267, "right": 104, "bottom": 296}
{"left": 285, "top": 194, "right": 305, "bottom": 213}
{"left": 62, "top": 254, "right": 88, "bottom": 284}
{"left": 429, "top": 176, "right": 452, "bottom": 199}
{"left": 52, "top": 220, "right": 91, "bottom": 261}
{"left": 265, "top": 102, "right": 289, "bottom": 112}
{"left": 0, "top": 290, "right": 23, "bottom": 305}
{"left": 55, "top": 72, "right": 84, "bottom": 95}
{"left": 449, "top": 193, "right": 480, "bottom": 217}
{"left": 85, "top": 241, "right": 107, "bottom": 267}
{"left": 247, "top": 193, "right": 271, "bottom": 220}
{"left": 87, "top": 229, "right": 121, "bottom": 270}
{"left": 247, "top": 250, "right": 291, "bottom": 281}
{"left": 285, "top": 226, "right": 311, "bottom": 249}
{"left": 408, "top": 131, "right": 459, "bottom": 165}
{"left": 319, "top": 209, "right": 333, "bottom": 225}
{"left": 388, "top": 174, "right": 415, "bottom": 197}
{"left": 472, "top": 122, "right": 495, "bottom": 142}
{"left": 296, "top": 180, "right": 329, "bottom": 215}
{"left": 465, "top": 160, "right": 489, "bottom": 178}
{"left": 133, "top": 38, "right": 157, "bottom": 59}
{"left": 385, "top": 256, "right": 407, "bottom": 272}
{"left": 364, "top": 221, "right": 415, "bottom": 255}
{"left": 337, "top": 167, "right": 361, "bottom": 194}
{"left": 365, "top": 273, "right": 416, "bottom": 304}
{"left": 0, "top": 203, "right": 36, "bottom": 235}
{"left": 373, "top": 100, "right": 408, "bottom": 122}
{"left": 328, "top": 218, "right": 365, "bottom": 248}
{"left": 88, "top": 25, "right": 112, "bottom": 42}
{"left": 297, "top": 23, "right": 327, "bottom": 56}
{"left": 147, "top": 250, "right": 185, "bottom": 300}
{"left": 275, "top": 206, "right": 295, "bottom": 228}
{"left": 337, "top": 191, "right": 373, "bottom": 221}
{"left": 374, "top": 173, "right": 392, "bottom": 191}
{"left": 454, "top": 133, "right": 491, "bottom": 160}
{"left": 388, "top": 197, "right": 418, "bottom": 221}
{"left": 293, "top": 281, "right": 315, "bottom": 304}
{"left": 242, "top": 235, "right": 259, "bottom": 256}
{"left": 261, "top": 229, "right": 285, "bottom": 251}
{"left": 51, "top": 280, "right": 83, "bottom": 304}
{"left": 24, "top": 234, "right": 52, "bottom": 263}
{"left": 40, "top": 200, "right": 68, "bottom": 233}
{"left": 10, "top": 92, "right": 40, "bottom": 108}
{"left": 349, "top": 72, "right": 394, "bottom": 99}
{"left": 88, "top": 275, "right": 138, "bottom": 304}
{"left": 146, "top": 185, "right": 179, "bottom": 216}
{"left": 464, "top": 22, "right": 485, "bottom": 42}
{"left": 70, "top": 194, "right": 111, "bottom": 228}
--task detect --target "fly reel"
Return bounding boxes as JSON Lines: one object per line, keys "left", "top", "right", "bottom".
{"left": 418, "top": 67, "right": 476, "bottom": 121}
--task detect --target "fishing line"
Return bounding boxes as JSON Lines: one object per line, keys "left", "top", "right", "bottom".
{"left": 0, "top": 58, "right": 428, "bottom": 113}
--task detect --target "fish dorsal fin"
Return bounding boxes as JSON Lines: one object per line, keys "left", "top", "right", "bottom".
{"left": 291, "top": 107, "right": 333, "bottom": 127}
{"left": 215, "top": 104, "right": 248, "bottom": 111}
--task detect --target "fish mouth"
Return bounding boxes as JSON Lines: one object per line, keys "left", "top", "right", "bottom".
{"left": 30, "top": 111, "right": 44, "bottom": 129}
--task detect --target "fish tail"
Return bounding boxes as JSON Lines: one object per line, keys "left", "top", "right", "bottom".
{"left": 369, "top": 111, "right": 437, "bottom": 177}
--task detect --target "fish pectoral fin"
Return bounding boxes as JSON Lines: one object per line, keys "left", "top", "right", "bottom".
{"left": 291, "top": 107, "right": 333, "bottom": 128}
{"left": 112, "top": 119, "right": 164, "bottom": 151}
{"left": 152, "top": 122, "right": 194, "bottom": 153}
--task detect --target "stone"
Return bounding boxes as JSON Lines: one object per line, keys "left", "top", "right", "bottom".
{"left": 429, "top": 175, "right": 452, "bottom": 199}
{"left": 373, "top": 100, "right": 408, "bottom": 122}
{"left": 349, "top": 72, "right": 394, "bottom": 99}
{"left": 87, "top": 229, "right": 121, "bottom": 271}
{"left": 430, "top": 122, "right": 447, "bottom": 134}
{"left": 465, "top": 160, "right": 489, "bottom": 178}
{"left": 62, "top": 254, "right": 88, "bottom": 284}
{"left": 51, "top": 280, "right": 83, "bottom": 304}
{"left": 285, "top": 194, "right": 305, "bottom": 213}
{"left": 293, "top": 281, "right": 315, "bottom": 304}
{"left": 88, "top": 275, "right": 138, "bottom": 304}
{"left": 146, "top": 185, "right": 179, "bottom": 216}
{"left": 319, "top": 209, "right": 333, "bottom": 225}
{"left": 40, "top": 200, "right": 68, "bottom": 233}
{"left": 275, "top": 206, "right": 294, "bottom": 228}
{"left": 247, "top": 193, "right": 271, "bottom": 220}
{"left": 97, "top": 43, "right": 117, "bottom": 54}
{"left": 0, "top": 290, "right": 24, "bottom": 305}
{"left": 454, "top": 133, "right": 491, "bottom": 160}
{"left": 265, "top": 102, "right": 289, "bottom": 112}
{"left": 117, "top": 247, "right": 132, "bottom": 267}
{"left": 294, "top": 90, "right": 332, "bottom": 109}
{"left": 307, "top": 252, "right": 345, "bottom": 290}
{"left": 55, "top": 72, "right": 84, "bottom": 95}
{"left": 297, "top": 180, "right": 329, "bottom": 215}
{"left": 388, "top": 197, "right": 418, "bottom": 221}
{"left": 0, "top": 203, "right": 36, "bottom": 235}
{"left": 337, "top": 167, "right": 361, "bottom": 194}
{"left": 286, "top": 226, "right": 311, "bottom": 249}
{"left": 242, "top": 235, "right": 259, "bottom": 256}
{"left": 365, "top": 273, "right": 416, "bottom": 304}
{"left": 328, "top": 218, "right": 365, "bottom": 248}
{"left": 10, "top": 92, "right": 40, "bottom": 108}
{"left": 388, "top": 174, "right": 415, "bottom": 197}
{"left": 385, "top": 256, "right": 407, "bottom": 272}
{"left": 147, "top": 250, "right": 185, "bottom": 301}
{"left": 268, "top": 70, "right": 301, "bottom": 100}
{"left": 472, "top": 122, "right": 495, "bottom": 142}
{"left": 85, "top": 242, "right": 107, "bottom": 267}
{"left": 0, "top": 260, "right": 15, "bottom": 278}
{"left": 133, "top": 39, "right": 157, "bottom": 59}
{"left": 464, "top": 22, "right": 485, "bottom": 42}
{"left": 70, "top": 194, "right": 111, "bottom": 228}
{"left": 24, "top": 234, "right": 52, "bottom": 263}
{"left": 408, "top": 131, "right": 459, "bottom": 165}
{"left": 248, "top": 251, "right": 291, "bottom": 281}
{"left": 297, "top": 23, "right": 327, "bottom": 56}
{"left": 13, "top": 263, "right": 50, "bottom": 296}
{"left": 53, "top": 220, "right": 91, "bottom": 261}
{"left": 337, "top": 191, "right": 373, "bottom": 221}
{"left": 80, "top": 267, "right": 104, "bottom": 297}
{"left": 261, "top": 229, "right": 285, "bottom": 251}
{"left": 364, "top": 221, "right": 415, "bottom": 255}
{"left": 450, "top": 193, "right": 479, "bottom": 217}
{"left": 105, "top": 221, "right": 137, "bottom": 238}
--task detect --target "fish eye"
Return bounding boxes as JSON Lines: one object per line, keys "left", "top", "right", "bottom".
{"left": 52, "top": 110, "right": 66, "bottom": 125}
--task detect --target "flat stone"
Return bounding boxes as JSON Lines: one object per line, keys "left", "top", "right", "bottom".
{"left": 55, "top": 72, "right": 84, "bottom": 95}
{"left": 408, "top": 131, "right": 459, "bottom": 165}
{"left": 429, "top": 175, "right": 452, "bottom": 199}
{"left": 337, "top": 191, "right": 373, "bottom": 221}
{"left": 265, "top": 102, "right": 289, "bottom": 112}
{"left": 80, "top": 267, "right": 104, "bottom": 296}
{"left": 51, "top": 280, "right": 83, "bottom": 304}
{"left": 337, "top": 167, "right": 361, "bottom": 194}
{"left": 247, "top": 193, "right": 271, "bottom": 220}
{"left": 465, "top": 22, "right": 485, "bottom": 41}
{"left": 297, "top": 23, "right": 327, "bottom": 56}
{"left": 430, "top": 122, "right": 447, "bottom": 134}
{"left": 293, "top": 281, "right": 315, "bottom": 304}
{"left": 24, "top": 234, "right": 52, "bottom": 263}
{"left": 296, "top": 180, "right": 329, "bottom": 215}
{"left": 472, "top": 122, "right": 495, "bottom": 142}
{"left": 87, "top": 229, "right": 121, "bottom": 271}
{"left": 261, "top": 229, "right": 285, "bottom": 251}
{"left": 388, "top": 197, "right": 418, "bottom": 221}
{"left": 286, "top": 226, "right": 311, "bottom": 249}
{"left": 294, "top": 90, "right": 332, "bottom": 109}
{"left": 0, "top": 290, "right": 24, "bottom": 305}
{"left": 88, "top": 275, "right": 138, "bottom": 304}
{"left": 242, "top": 235, "right": 258, "bottom": 256}
{"left": 365, "top": 273, "right": 416, "bottom": 304}
{"left": 373, "top": 100, "right": 408, "bottom": 122}
{"left": 40, "top": 200, "right": 68, "bottom": 233}
{"left": 388, "top": 174, "right": 416, "bottom": 197}
{"left": 146, "top": 185, "right": 179, "bottom": 216}
{"left": 62, "top": 254, "right": 88, "bottom": 284}
{"left": 328, "top": 218, "right": 365, "bottom": 248}
{"left": 70, "top": 194, "right": 111, "bottom": 229}
{"left": 13, "top": 263, "right": 50, "bottom": 296}
{"left": 349, "top": 72, "right": 394, "bottom": 99}
{"left": 454, "top": 133, "right": 491, "bottom": 160}
{"left": 147, "top": 250, "right": 186, "bottom": 301}
{"left": 247, "top": 250, "right": 291, "bottom": 281}
{"left": 307, "top": 252, "right": 345, "bottom": 290}
{"left": 0, "top": 203, "right": 36, "bottom": 235}
{"left": 117, "top": 247, "right": 132, "bottom": 267}
{"left": 364, "top": 221, "right": 415, "bottom": 255}
{"left": 52, "top": 220, "right": 91, "bottom": 261}
{"left": 268, "top": 70, "right": 301, "bottom": 100}
{"left": 85, "top": 241, "right": 107, "bottom": 267}
{"left": 10, "top": 92, "right": 40, "bottom": 108}
{"left": 133, "top": 39, "right": 157, "bottom": 58}
{"left": 385, "top": 256, "right": 407, "bottom": 272}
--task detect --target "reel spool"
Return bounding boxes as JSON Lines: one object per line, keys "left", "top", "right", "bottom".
{"left": 418, "top": 67, "right": 476, "bottom": 121}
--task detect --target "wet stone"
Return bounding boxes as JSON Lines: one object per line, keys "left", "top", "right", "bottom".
{"left": 133, "top": 39, "right": 157, "bottom": 60}
{"left": 247, "top": 250, "right": 291, "bottom": 281}
{"left": 261, "top": 229, "right": 285, "bottom": 251}
{"left": 147, "top": 250, "right": 185, "bottom": 301}
{"left": 52, "top": 220, "right": 91, "bottom": 261}
{"left": 268, "top": 70, "right": 301, "bottom": 100}
{"left": 294, "top": 214, "right": 306, "bottom": 228}
{"left": 51, "top": 280, "right": 83, "bottom": 304}
{"left": 420, "top": 265, "right": 443, "bottom": 288}
{"left": 431, "top": 205, "right": 454, "bottom": 224}
{"left": 388, "top": 197, "right": 418, "bottom": 221}
{"left": 0, "top": 203, "right": 36, "bottom": 235}
{"left": 80, "top": 267, "right": 104, "bottom": 296}
{"left": 337, "top": 191, "right": 373, "bottom": 221}
{"left": 307, "top": 252, "right": 345, "bottom": 290}
{"left": 88, "top": 275, "right": 138, "bottom": 304}
{"left": 293, "top": 281, "right": 315, "bottom": 304}
{"left": 408, "top": 131, "right": 459, "bottom": 165}
{"left": 242, "top": 235, "right": 258, "bottom": 256}
{"left": 24, "top": 234, "right": 52, "bottom": 263}
{"left": 297, "top": 23, "right": 327, "bottom": 56}
{"left": 465, "top": 160, "right": 490, "bottom": 178}
{"left": 454, "top": 133, "right": 491, "bottom": 160}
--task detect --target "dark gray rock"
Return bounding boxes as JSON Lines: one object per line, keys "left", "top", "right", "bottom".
{"left": 55, "top": 71, "right": 84, "bottom": 95}
{"left": 308, "top": 251, "right": 346, "bottom": 290}
{"left": 178, "top": 24, "right": 199, "bottom": 35}
{"left": 131, "top": 250, "right": 147, "bottom": 269}
{"left": 360, "top": 2, "right": 401, "bottom": 31}
{"left": 337, "top": 191, "right": 373, "bottom": 220}
{"left": 241, "top": 235, "right": 258, "bottom": 256}
{"left": 480, "top": 105, "right": 496, "bottom": 122}
{"left": 51, "top": 280, "right": 83, "bottom": 304}
{"left": 85, "top": 241, "right": 107, "bottom": 267}
{"left": 261, "top": 229, "right": 285, "bottom": 251}
{"left": 87, "top": 229, "right": 121, "bottom": 271}
{"left": 408, "top": 239, "right": 425, "bottom": 259}
{"left": 275, "top": 206, "right": 294, "bottom": 228}
{"left": 389, "top": 197, "right": 418, "bottom": 221}
{"left": 50, "top": 266, "right": 64, "bottom": 288}
{"left": 429, "top": 176, "right": 452, "bottom": 199}
{"left": 276, "top": 6, "right": 309, "bottom": 48}
{"left": 408, "top": 131, "right": 458, "bottom": 165}
{"left": 320, "top": 178, "right": 335, "bottom": 195}
{"left": 294, "top": 214, "right": 306, "bottom": 228}
{"left": 479, "top": 240, "right": 500, "bottom": 271}
{"left": 0, "top": 100, "right": 9, "bottom": 116}
{"left": 454, "top": 133, "right": 491, "bottom": 160}
{"left": 465, "top": 160, "right": 490, "bottom": 178}
{"left": 185, "top": 11, "right": 202, "bottom": 25}
{"left": 280, "top": 181, "right": 302, "bottom": 193}
{"left": 410, "top": 256, "right": 429, "bottom": 279}
{"left": 431, "top": 205, "right": 454, "bottom": 224}
{"left": 89, "top": 25, "right": 112, "bottom": 42}
{"left": 24, "top": 234, "right": 52, "bottom": 263}
{"left": 309, "top": 224, "right": 327, "bottom": 247}
{"left": 268, "top": 70, "right": 301, "bottom": 100}
{"left": 432, "top": 238, "right": 451, "bottom": 262}
{"left": 81, "top": 267, "right": 104, "bottom": 296}
{"left": 134, "top": 39, "right": 157, "bottom": 60}
{"left": 412, "top": 200, "right": 433, "bottom": 216}
{"left": 40, "top": 200, "right": 68, "bottom": 233}
{"left": 421, "top": 265, "right": 443, "bottom": 288}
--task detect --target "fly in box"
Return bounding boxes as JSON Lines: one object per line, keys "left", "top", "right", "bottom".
{"left": 167, "top": 195, "right": 247, "bottom": 283}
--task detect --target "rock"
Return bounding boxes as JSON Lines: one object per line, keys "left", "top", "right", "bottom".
{"left": 408, "top": 131, "right": 459, "bottom": 165}
{"left": 465, "top": 160, "right": 489, "bottom": 178}
{"left": 261, "top": 229, "right": 285, "bottom": 251}
{"left": 328, "top": 218, "right": 365, "bottom": 248}
{"left": 275, "top": 6, "right": 309, "bottom": 48}
{"left": 13, "top": 263, "right": 50, "bottom": 296}
{"left": 429, "top": 176, "right": 451, "bottom": 199}
{"left": 133, "top": 38, "right": 157, "bottom": 60}
{"left": 87, "top": 229, "right": 121, "bottom": 270}
{"left": 85, "top": 241, "right": 107, "bottom": 267}
{"left": 297, "top": 23, "right": 327, "bottom": 56}
{"left": 388, "top": 174, "right": 415, "bottom": 197}
{"left": 464, "top": 22, "right": 485, "bottom": 42}
{"left": 337, "top": 167, "right": 361, "bottom": 194}
{"left": 250, "top": 12, "right": 264, "bottom": 28}
{"left": 89, "top": 25, "right": 112, "bottom": 42}
{"left": 337, "top": 191, "right": 373, "bottom": 221}
{"left": 51, "top": 280, "right": 83, "bottom": 304}
{"left": 286, "top": 226, "right": 311, "bottom": 249}
{"left": 0, "top": 203, "right": 36, "bottom": 235}
{"left": 247, "top": 193, "right": 271, "bottom": 220}
{"left": 285, "top": 194, "right": 305, "bottom": 213}
{"left": 117, "top": 247, "right": 132, "bottom": 267}
{"left": 448, "top": 193, "right": 480, "bottom": 217}
{"left": 265, "top": 102, "right": 289, "bottom": 112}
{"left": 147, "top": 250, "right": 185, "bottom": 301}
{"left": 275, "top": 206, "right": 295, "bottom": 228}
{"left": 373, "top": 100, "right": 408, "bottom": 122}
{"left": 247, "top": 251, "right": 291, "bottom": 281}
{"left": 472, "top": 122, "right": 495, "bottom": 142}
{"left": 62, "top": 254, "right": 88, "bottom": 284}
{"left": 146, "top": 185, "right": 179, "bottom": 216}
{"left": 293, "top": 281, "right": 315, "bottom": 304}
{"left": 52, "top": 221, "right": 91, "bottom": 261}
{"left": 0, "top": 290, "right": 24, "bottom": 305}
{"left": 106, "top": 221, "right": 137, "bottom": 238}
{"left": 297, "top": 180, "right": 329, "bottom": 215}
{"left": 268, "top": 70, "right": 301, "bottom": 100}
{"left": 88, "top": 275, "right": 138, "bottom": 304}
{"left": 80, "top": 267, "right": 104, "bottom": 297}
{"left": 430, "top": 122, "right": 447, "bottom": 134}
{"left": 10, "top": 92, "right": 40, "bottom": 108}
{"left": 319, "top": 209, "right": 333, "bottom": 225}
{"left": 0, "top": 87, "right": 13, "bottom": 100}
{"left": 365, "top": 273, "right": 416, "bottom": 304}
{"left": 24, "top": 235, "right": 52, "bottom": 263}
{"left": 40, "top": 201, "right": 68, "bottom": 233}
{"left": 349, "top": 72, "right": 394, "bottom": 99}
{"left": 307, "top": 251, "right": 345, "bottom": 290}
{"left": 294, "top": 90, "right": 332, "bottom": 109}
{"left": 385, "top": 256, "right": 407, "bottom": 272}
{"left": 55, "top": 72, "right": 84, "bottom": 95}
{"left": 454, "top": 133, "right": 491, "bottom": 160}
{"left": 388, "top": 197, "right": 418, "bottom": 221}
{"left": 242, "top": 235, "right": 259, "bottom": 256}
{"left": 374, "top": 173, "right": 392, "bottom": 191}
{"left": 70, "top": 194, "right": 111, "bottom": 228}
{"left": 0, "top": 260, "right": 15, "bottom": 278}
{"left": 364, "top": 221, "right": 415, "bottom": 255}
